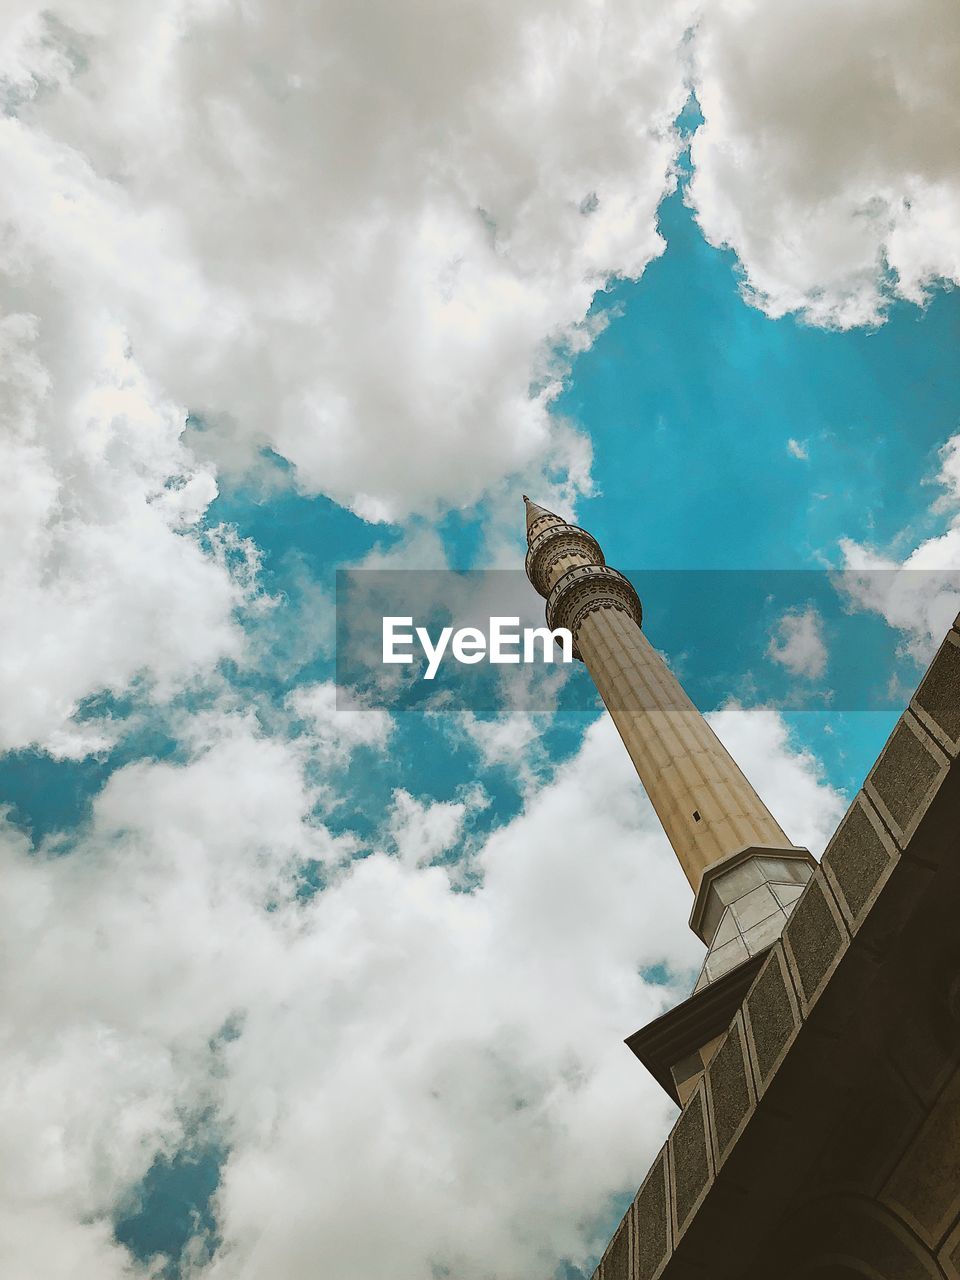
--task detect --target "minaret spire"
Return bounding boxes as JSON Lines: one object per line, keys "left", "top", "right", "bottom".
{"left": 523, "top": 494, "right": 559, "bottom": 535}
{"left": 523, "top": 497, "right": 813, "bottom": 1098}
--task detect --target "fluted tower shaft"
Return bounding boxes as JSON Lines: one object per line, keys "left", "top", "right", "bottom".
{"left": 524, "top": 497, "right": 814, "bottom": 1098}
{"left": 524, "top": 498, "right": 794, "bottom": 893}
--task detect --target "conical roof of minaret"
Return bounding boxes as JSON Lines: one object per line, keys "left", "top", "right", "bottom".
{"left": 522, "top": 494, "right": 558, "bottom": 537}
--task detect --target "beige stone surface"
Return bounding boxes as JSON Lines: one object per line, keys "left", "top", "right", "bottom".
{"left": 523, "top": 498, "right": 791, "bottom": 891}
{"left": 575, "top": 610, "right": 790, "bottom": 888}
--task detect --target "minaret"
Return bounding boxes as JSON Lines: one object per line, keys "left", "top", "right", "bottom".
{"left": 524, "top": 497, "right": 815, "bottom": 1103}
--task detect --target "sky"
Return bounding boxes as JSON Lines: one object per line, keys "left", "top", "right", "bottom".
{"left": 1, "top": 3, "right": 960, "bottom": 1278}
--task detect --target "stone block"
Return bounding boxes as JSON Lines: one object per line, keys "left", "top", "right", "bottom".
{"left": 704, "top": 1010, "right": 756, "bottom": 1171}
{"left": 668, "top": 1080, "right": 714, "bottom": 1240}
{"left": 865, "top": 711, "right": 950, "bottom": 848}
{"left": 781, "top": 872, "right": 849, "bottom": 1017}
{"left": 743, "top": 943, "right": 801, "bottom": 1097}
{"left": 911, "top": 629, "right": 960, "bottom": 756}
{"left": 821, "top": 792, "right": 900, "bottom": 934}
{"left": 633, "top": 1144, "right": 672, "bottom": 1280}
{"left": 602, "top": 1210, "right": 630, "bottom": 1280}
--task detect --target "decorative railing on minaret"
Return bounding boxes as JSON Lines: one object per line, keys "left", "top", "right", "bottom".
{"left": 523, "top": 496, "right": 815, "bottom": 1104}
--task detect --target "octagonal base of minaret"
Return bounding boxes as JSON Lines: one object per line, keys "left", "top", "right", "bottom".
{"left": 628, "top": 845, "right": 817, "bottom": 1105}
{"left": 689, "top": 844, "right": 816, "bottom": 989}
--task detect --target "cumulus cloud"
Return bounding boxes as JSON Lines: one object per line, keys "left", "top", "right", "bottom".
{"left": 0, "top": 311, "right": 261, "bottom": 753}
{"left": 838, "top": 433, "right": 960, "bottom": 660}
{"left": 839, "top": 539, "right": 960, "bottom": 664}
{"left": 706, "top": 705, "right": 845, "bottom": 856}
{"left": 766, "top": 605, "right": 828, "bottom": 681}
{"left": 459, "top": 709, "right": 542, "bottom": 772}
{"left": 387, "top": 785, "right": 485, "bottom": 868}
{"left": 0, "top": 702, "right": 842, "bottom": 1280}
{"left": 0, "top": 4, "right": 944, "bottom": 1278}
{"left": 689, "top": 0, "right": 960, "bottom": 328}
{"left": 0, "top": 0, "right": 698, "bottom": 750}
{"left": 1, "top": 0, "right": 696, "bottom": 523}
{"left": 287, "top": 681, "right": 394, "bottom": 767}
{"left": 3, "top": 0, "right": 957, "bottom": 754}
{"left": 0, "top": 710, "right": 367, "bottom": 1279}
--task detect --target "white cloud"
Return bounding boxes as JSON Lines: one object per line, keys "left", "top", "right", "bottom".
{"left": 2, "top": 0, "right": 695, "bottom": 524}
{"left": 0, "top": 704, "right": 843, "bottom": 1280}
{"left": 287, "top": 681, "right": 394, "bottom": 768}
{"left": 456, "top": 702, "right": 570, "bottom": 796}
{"left": 387, "top": 786, "right": 483, "bottom": 868}
{"left": 766, "top": 605, "right": 828, "bottom": 681}
{"left": 0, "top": 4, "right": 937, "bottom": 1276}
{"left": 838, "top": 432, "right": 960, "bottom": 661}
{"left": 706, "top": 705, "right": 845, "bottom": 856}
{"left": 839, "top": 537, "right": 960, "bottom": 664}
{"left": 4, "top": 0, "right": 956, "bottom": 756}
{"left": 0, "top": 312, "right": 261, "bottom": 754}
{"left": 0, "top": 0, "right": 697, "bottom": 751}
{"left": 0, "top": 1207, "right": 145, "bottom": 1280}
{"left": 459, "top": 709, "right": 541, "bottom": 772}
{"left": 0, "top": 715, "right": 361, "bottom": 1279}
{"left": 934, "top": 434, "right": 960, "bottom": 510}
{"left": 786, "top": 437, "right": 808, "bottom": 461}
{"left": 689, "top": 0, "right": 960, "bottom": 328}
